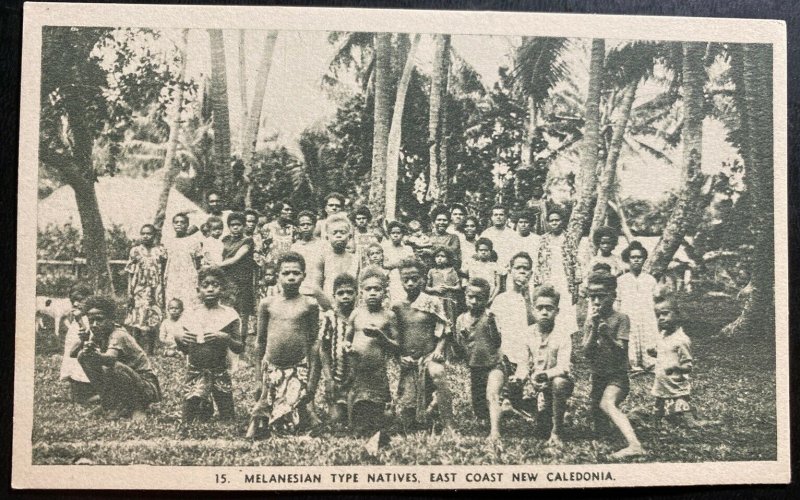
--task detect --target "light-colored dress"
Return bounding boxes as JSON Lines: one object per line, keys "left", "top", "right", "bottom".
{"left": 124, "top": 244, "right": 167, "bottom": 333}
{"left": 617, "top": 271, "right": 659, "bottom": 369}
{"left": 463, "top": 258, "right": 500, "bottom": 297}
{"left": 381, "top": 241, "right": 414, "bottom": 303}
{"left": 652, "top": 327, "right": 692, "bottom": 398}
{"left": 164, "top": 232, "right": 203, "bottom": 309}
{"left": 491, "top": 290, "right": 531, "bottom": 371}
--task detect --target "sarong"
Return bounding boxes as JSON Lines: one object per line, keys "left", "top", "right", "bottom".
{"left": 251, "top": 357, "right": 310, "bottom": 431}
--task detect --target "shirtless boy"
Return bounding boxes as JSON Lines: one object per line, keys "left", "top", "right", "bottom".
{"left": 247, "top": 251, "right": 321, "bottom": 439}
{"left": 392, "top": 257, "right": 455, "bottom": 434}
{"left": 318, "top": 213, "right": 360, "bottom": 308}
{"left": 348, "top": 268, "right": 400, "bottom": 435}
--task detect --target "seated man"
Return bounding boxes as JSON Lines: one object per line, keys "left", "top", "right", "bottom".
{"left": 73, "top": 296, "right": 161, "bottom": 420}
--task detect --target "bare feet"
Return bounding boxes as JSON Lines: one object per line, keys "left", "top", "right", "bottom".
{"left": 610, "top": 445, "right": 644, "bottom": 460}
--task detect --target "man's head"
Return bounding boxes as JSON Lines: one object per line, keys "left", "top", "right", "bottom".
{"left": 397, "top": 257, "right": 426, "bottom": 296}
{"left": 593, "top": 226, "right": 619, "bottom": 257}
{"left": 465, "top": 277, "right": 491, "bottom": 313}
{"left": 463, "top": 216, "right": 479, "bottom": 239}
{"left": 197, "top": 266, "right": 226, "bottom": 305}
{"left": 276, "top": 251, "right": 306, "bottom": 294}
{"left": 587, "top": 270, "right": 617, "bottom": 316}
{"left": 490, "top": 204, "right": 507, "bottom": 229}
{"left": 516, "top": 210, "right": 535, "bottom": 237}
{"left": 296, "top": 210, "right": 317, "bottom": 240}
{"left": 326, "top": 213, "right": 352, "bottom": 252}
{"left": 622, "top": 240, "right": 648, "bottom": 274}
{"left": 450, "top": 204, "right": 467, "bottom": 229}
{"left": 172, "top": 213, "right": 189, "bottom": 236}
{"left": 276, "top": 200, "right": 294, "bottom": 224}
{"left": 531, "top": 285, "right": 560, "bottom": 332}
{"left": 206, "top": 191, "right": 224, "bottom": 215}
{"left": 509, "top": 252, "right": 533, "bottom": 288}
{"left": 430, "top": 205, "right": 450, "bottom": 235}
{"left": 69, "top": 284, "right": 92, "bottom": 313}
{"left": 547, "top": 209, "right": 564, "bottom": 235}
{"left": 324, "top": 192, "right": 345, "bottom": 217}
{"left": 360, "top": 267, "right": 388, "bottom": 310}
{"left": 227, "top": 211, "right": 246, "bottom": 237}
{"left": 332, "top": 273, "right": 358, "bottom": 312}
{"left": 244, "top": 209, "right": 260, "bottom": 236}
{"left": 654, "top": 293, "right": 681, "bottom": 333}
{"left": 139, "top": 224, "right": 157, "bottom": 246}
{"left": 84, "top": 296, "right": 117, "bottom": 336}
{"left": 206, "top": 216, "right": 224, "bottom": 239}
{"left": 352, "top": 205, "right": 372, "bottom": 231}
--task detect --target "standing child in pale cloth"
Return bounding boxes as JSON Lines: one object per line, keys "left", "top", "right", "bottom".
{"left": 392, "top": 257, "right": 455, "bottom": 434}
{"left": 348, "top": 268, "right": 400, "bottom": 436}
{"left": 381, "top": 221, "right": 415, "bottom": 303}
{"left": 201, "top": 216, "right": 225, "bottom": 267}
{"left": 174, "top": 267, "right": 243, "bottom": 423}
{"left": 59, "top": 285, "right": 96, "bottom": 404}
{"left": 455, "top": 278, "right": 504, "bottom": 440}
{"left": 582, "top": 270, "right": 644, "bottom": 459}
{"left": 247, "top": 251, "right": 321, "bottom": 439}
{"left": 318, "top": 273, "right": 357, "bottom": 427}
{"left": 462, "top": 237, "right": 501, "bottom": 304}
{"left": 617, "top": 240, "right": 658, "bottom": 373}
{"left": 159, "top": 298, "right": 184, "bottom": 357}
{"left": 648, "top": 293, "right": 706, "bottom": 427}
{"left": 124, "top": 223, "right": 167, "bottom": 355}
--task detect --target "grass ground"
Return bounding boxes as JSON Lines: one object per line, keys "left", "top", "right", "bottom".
{"left": 31, "top": 330, "right": 777, "bottom": 466}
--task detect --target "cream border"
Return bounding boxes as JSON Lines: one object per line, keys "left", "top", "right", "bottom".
{"left": 14, "top": 2, "right": 789, "bottom": 490}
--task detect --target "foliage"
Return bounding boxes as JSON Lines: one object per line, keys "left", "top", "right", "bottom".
{"left": 248, "top": 146, "right": 306, "bottom": 214}
{"left": 32, "top": 327, "right": 775, "bottom": 465}
{"left": 620, "top": 194, "right": 677, "bottom": 236}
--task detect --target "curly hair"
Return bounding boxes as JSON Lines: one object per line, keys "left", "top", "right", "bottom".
{"left": 592, "top": 226, "right": 619, "bottom": 249}
{"left": 621, "top": 240, "right": 648, "bottom": 263}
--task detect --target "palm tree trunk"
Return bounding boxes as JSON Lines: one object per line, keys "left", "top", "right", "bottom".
{"left": 645, "top": 42, "right": 706, "bottom": 278}
{"left": 521, "top": 97, "right": 537, "bottom": 169}
{"left": 721, "top": 43, "right": 773, "bottom": 336}
{"left": 154, "top": 29, "right": 189, "bottom": 231}
{"left": 385, "top": 34, "right": 422, "bottom": 221}
{"left": 208, "top": 29, "right": 232, "bottom": 195}
{"left": 237, "top": 30, "right": 248, "bottom": 156}
{"left": 368, "top": 32, "right": 392, "bottom": 219}
{"left": 425, "top": 34, "right": 451, "bottom": 203}
{"left": 589, "top": 80, "right": 638, "bottom": 249}
{"left": 243, "top": 31, "right": 278, "bottom": 207}
{"left": 565, "top": 39, "right": 604, "bottom": 256}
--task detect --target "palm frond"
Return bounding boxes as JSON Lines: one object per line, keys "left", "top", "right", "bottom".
{"left": 511, "top": 37, "right": 569, "bottom": 108}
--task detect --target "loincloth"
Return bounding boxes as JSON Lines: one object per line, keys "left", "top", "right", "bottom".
{"left": 252, "top": 357, "right": 310, "bottom": 431}
{"left": 397, "top": 352, "right": 437, "bottom": 423}
{"left": 185, "top": 365, "right": 232, "bottom": 402}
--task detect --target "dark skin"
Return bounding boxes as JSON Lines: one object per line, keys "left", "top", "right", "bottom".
{"left": 173, "top": 275, "right": 242, "bottom": 352}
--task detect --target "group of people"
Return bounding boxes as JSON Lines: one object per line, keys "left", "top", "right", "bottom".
{"left": 57, "top": 191, "right": 703, "bottom": 459}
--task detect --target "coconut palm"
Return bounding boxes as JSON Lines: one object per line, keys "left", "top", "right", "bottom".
{"left": 425, "top": 34, "right": 452, "bottom": 203}
{"left": 207, "top": 29, "right": 232, "bottom": 193}
{"left": 368, "top": 33, "right": 392, "bottom": 219}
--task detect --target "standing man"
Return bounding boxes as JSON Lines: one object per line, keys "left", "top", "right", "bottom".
{"left": 314, "top": 192, "right": 346, "bottom": 241}
{"left": 206, "top": 191, "right": 231, "bottom": 237}
{"left": 480, "top": 204, "right": 516, "bottom": 273}
{"left": 264, "top": 201, "right": 296, "bottom": 265}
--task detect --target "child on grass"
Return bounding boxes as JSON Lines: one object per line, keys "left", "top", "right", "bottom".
{"left": 582, "top": 270, "right": 644, "bottom": 459}
{"left": 318, "top": 273, "right": 357, "bottom": 426}
{"left": 426, "top": 245, "right": 462, "bottom": 319}
{"left": 174, "top": 267, "right": 243, "bottom": 423}
{"left": 648, "top": 293, "right": 705, "bottom": 427}
{"left": 159, "top": 298, "right": 184, "bottom": 357}
{"left": 348, "top": 268, "right": 400, "bottom": 436}
{"left": 455, "top": 278, "right": 504, "bottom": 440}
{"left": 462, "top": 237, "right": 501, "bottom": 304}
{"left": 618, "top": 241, "right": 658, "bottom": 373}
{"left": 393, "top": 257, "right": 455, "bottom": 434}
{"left": 523, "top": 285, "right": 574, "bottom": 447}
{"left": 60, "top": 285, "right": 96, "bottom": 404}
{"left": 247, "top": 251, "right": 321, "bottom": 439}
{"left": 381, "top": 221, "right": 416, "bottom": 304}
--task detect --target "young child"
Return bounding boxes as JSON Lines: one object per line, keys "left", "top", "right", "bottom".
{"left": 587, "top": 226, "right": 624, "bottom": 278}
{"left": 393, "top": 257, "right": 455, "bottom": 434}
{"left": 365, "top": 242, "right": 385, "bottom": 269}
{"left": 159, "top": 298, "right": 185, "bottom": 357}
{"left": 618, "top": 241, "right": 658, "bottom": 373}
{"left": 174, "top": 267, "right": 243, "bottom": 423}
{"left": 318, "top": 273, "right": 357, "bottom": 426}
{"left": 426, "top": 246, "right": 462, "bottom": 318}
{"left": 59, "top": 285, "right": 96, "bottom": 404}
{"left": 381, "top": 221, "right": 415, "bottom": 304}
{"left": 258, "top": 262, "right": 282, "bottom": 300}
{"left": 351, "top": 205, "right": 382, "bottom": 269}
{"left": 202, "top": 216, "right": 225, "bottom": 267}
{"left": 491, "top": 252, "right": 535, "bottom": 412}
{"left": 318, "top": 213, "right": 360, "bottom": 308}
{"left": 648, "top": 294, "right": 702, "bottom": 427}
{"left": 455, "top": 278, "right": 504, "bottom": 439}
{"left": 582, "top": 270, "right": 644, "bottom": 459}
{"left": 523, "top": 285, "right": 574, "bottom": 447}
{"left": 462, "top": 237, "right": 501, "bottom": 304}
{"left": 247, "top": 251, "right": 321, "bottom": 439}
{"left": 348, "top": 268, "right": 400, "bottom": 435}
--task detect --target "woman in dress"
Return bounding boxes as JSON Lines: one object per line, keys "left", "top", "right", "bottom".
{"left": 124, "top": 224, "right": 167, "bottom": 354}
{"left": 617, "top": 240, "right": 659, "bottom": 373}
{"left": 220, "top": 212, "right": 255, "bottom": 332}
{"left": 163, "top": 213, "right": 203, "bottom": 310}
{"left": 532, "top": 209, "right": 580, "bottom": 333}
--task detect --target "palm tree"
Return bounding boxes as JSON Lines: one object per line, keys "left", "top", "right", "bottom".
{"left": 385, "top": 33, "right": 422, "bottom": 220}
{"left": 646, "top": 42, "right": 707, "bottom": 277}
{"left": 721, "top": 43, "right": 773, "bottom": 336}
{"left": 368, "top": 32, "right": 392, "bottom": 219}
{"left": 154, "top": 29, "right": 190, "bottom": 230}
{"left": 208, "top": 29, "right": 232, "bottom": 194}
{"left": 425, "top": 34, "right": 451, "bottom": 203}
{"left": 237, "top": 30, "right": 248, "bottom": 156}
{"left": 565, "top": 38, "right": 604, "bottom": 258}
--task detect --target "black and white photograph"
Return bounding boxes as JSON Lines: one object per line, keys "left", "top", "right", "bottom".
{"left": 14, "top": 3, "right": 789, "bottom": 490}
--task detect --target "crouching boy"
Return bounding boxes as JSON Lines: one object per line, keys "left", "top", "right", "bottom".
{"left": 523, "top": 285, "right": 574, "bottom": 447}
{"left": 73, "top": 296, "right": 161, "bottom": 420}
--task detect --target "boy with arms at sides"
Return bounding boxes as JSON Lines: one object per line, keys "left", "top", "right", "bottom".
{"left": 291, "top": 210, "right": 325, "bottom": 298}
{"left": 318, "top": 273, "right": 358, "bottom": 427}
{"left": 174, "top": 266, "right": 243, "bottom": 423}
{"left": 247, "top": 251, "right": 321, "bottom": 439}
{"left": 318, "top": 213, "right": 359, "bottom": 309}
{"left": 524, "top": 285, "right": 574, "bottom": 447}
{"left": 351, "top": 205, "right": 383, "bottom": 269}
{"left": 455, "top": 278, "right": 504, "bottom": 440}
{"left": 392, "top": 258, "right": 455, "bottom": 434}
{"left": 74, "top": 296, "right": 161, "bottom": 420}
{"left": 348, "top": 268, "right": 400, "bottom": 435}
{"left": 582, "top": 270, "right": 644, "bottom": 459}
{"left": 491, "top": 252, "right": 535, "bottom": 412}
